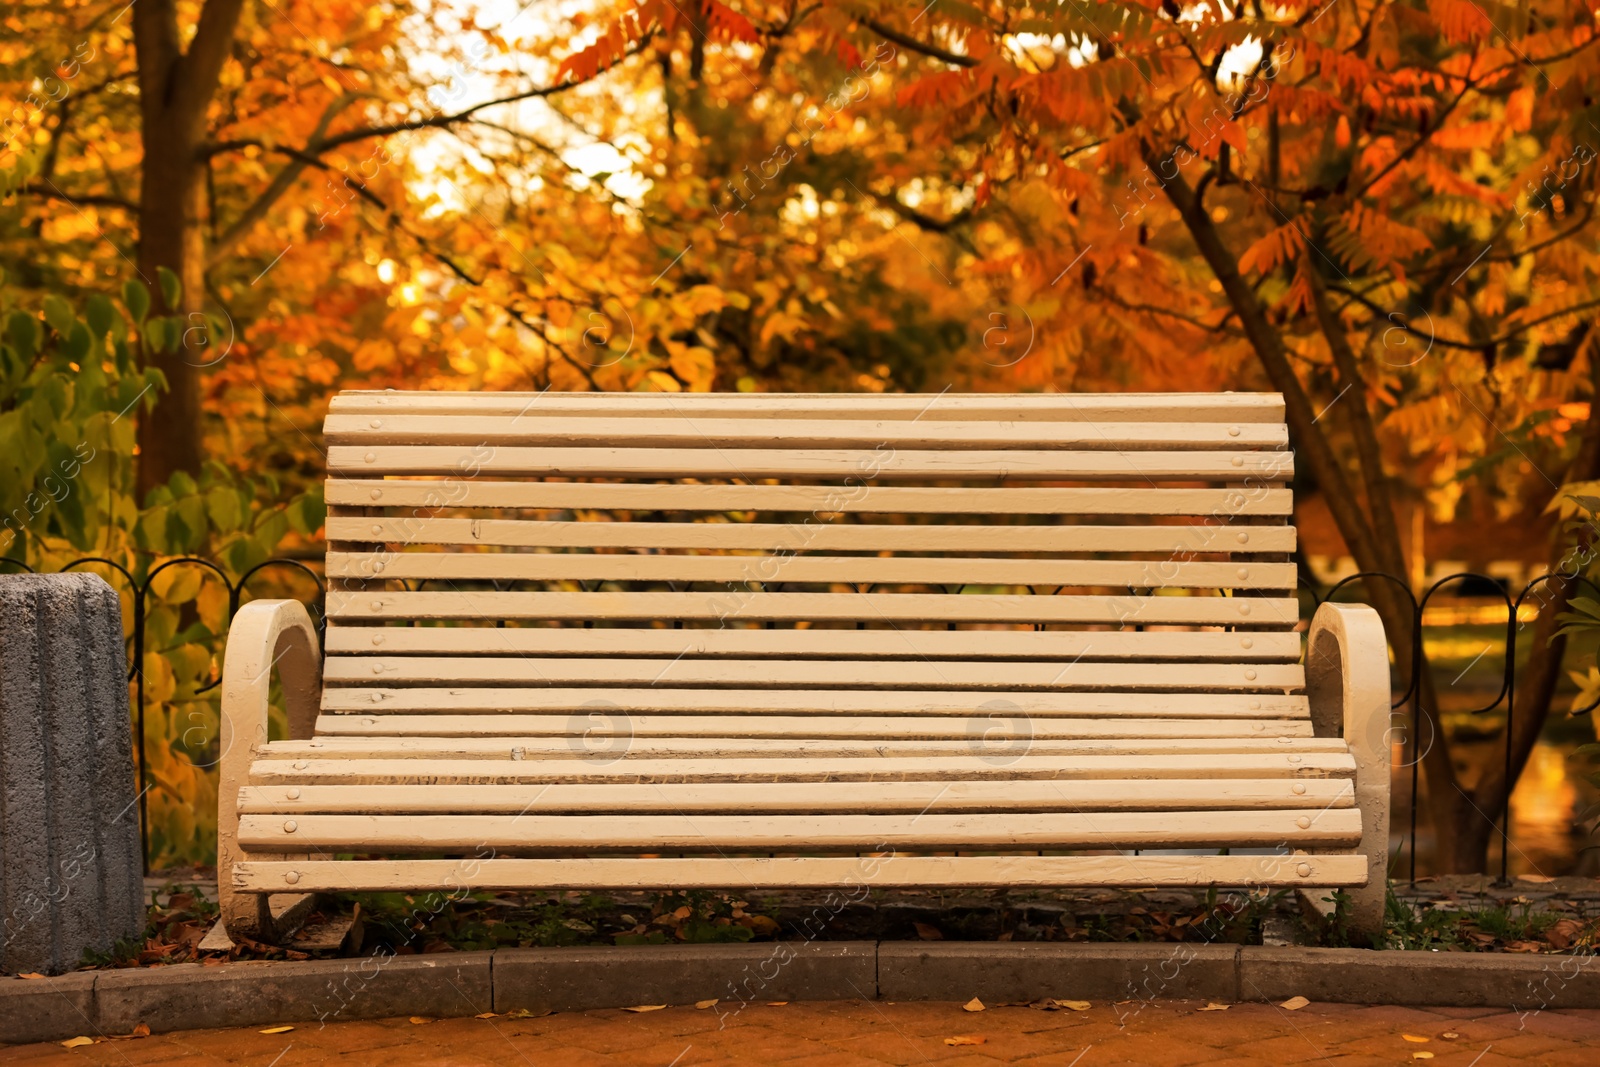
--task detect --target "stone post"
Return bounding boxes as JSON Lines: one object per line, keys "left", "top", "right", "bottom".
{"left": 1, "top": 573, "right": 144, "bottom": 975}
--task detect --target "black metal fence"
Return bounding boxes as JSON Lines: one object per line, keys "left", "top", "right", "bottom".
{"left": 2, "top": 554, "right": 1596, "bottom": 882}
{"left": 0, "top": 555, "right": 325, "bottom": 871}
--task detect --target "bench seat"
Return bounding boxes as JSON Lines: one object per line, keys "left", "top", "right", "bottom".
{"left": 218, "top": 391, "right": 1390, "bottom": 943}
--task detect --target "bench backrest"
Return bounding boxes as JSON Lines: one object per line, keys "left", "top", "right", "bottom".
{"left": 318, "top": 391, "right": 1299, "bottom": 728}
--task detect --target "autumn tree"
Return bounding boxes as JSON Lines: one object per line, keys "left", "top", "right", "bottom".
{"left": 9, "top": 0, "right": 1600, "bottom": 872}
{"left": 549, "top": 0, "right": 1600, "bottom": 870}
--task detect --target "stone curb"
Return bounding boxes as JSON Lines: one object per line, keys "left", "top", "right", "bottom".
{"left": 5, "top": 944, "right": 1600, "bottom": 1046}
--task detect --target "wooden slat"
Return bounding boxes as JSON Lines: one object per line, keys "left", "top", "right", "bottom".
{"left": 249, "top": 752, "right": 1355, "bottom": 784}
{"left": 322, "top": 656, "right": 1304, "bottom": 690}
{"left": 238, "top": 810, "right": 1363, "bottom": 852}
{"left": 239, "top": 778, "right": 1355, "bottom": 815}
{"left": 327, "top": 552, "right": 1298, "bottom": 590}
{"left": 232, "top": 854, "right": 1367, "bottom": 893}
{"left": 324, "top": 627, "right": 1299, "bottom": 662}
{"left": 325, "top": 415, "right": 1288, "bottom": 450}
{"left": 313, "top": 713, "right": 1314, "bottom": 739}
{"left": 328, "top": 391, "right": 1288, "bottom": 423}
{"left": 326, "top": 591, "right": 1301, "bottom": 627}
{"left": 325, "top": 517, "right": 1298, "bottom": 554}
{"left": 327, "top": 553, "right": 1296, "bottom": 590}
{"left": 328, "top": 481, "right": 1296, "bottom": 516}
{"left": 323, "top": 688, "right": 1310, "bottom": 717}
{"left": 327, "top": 445, "right": 1295, "bottom": 480}
{"left": 270, "top": 736, "right": 1347, "bottom": 760}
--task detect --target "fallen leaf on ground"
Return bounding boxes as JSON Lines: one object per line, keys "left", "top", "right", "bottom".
{"left": 766, "top": 1001, "right": 788, "bottom": 1007}
{"left": 1442, "top": 1032, "right": 1460, "bottom": 1040}
{"left": 1505, "top": 941, "right": 1544, "bottom": 953}
{"left": 1520, "top": 875, "right": 1556, "bottom": 883}
{"left": 1413, "top": 1053, "right": 1434, "bottom": 1060}
{"left": 695, "top": 999, "right": 718, "bottom": 1010}
{"left": 258, "top": 1026, "right": 294, "bottom": 1034}
{"left": 1279, "top": 997, "right": 1309, "bottom": 1011}
{"left": 474, "top": 1012, "right": 497, "bottom": 1019}
{"left": 1055, "top": 1000, "right": 1091, "bottom": 1011}
{"left": 741, "top": 915, "right": 780, "bottom": 937}
{"left": 945, "top": 1036, "right": 987, "bottom": 1046}
{"left": 1198, "top": 1003, "right": 1230, "bottom": 1012}
{"left": 505, "top": 1008, "right": 552, "bottom": 1019}
{"left": 60, "top": 1036, "right": 94, "bottom": 1048}
{"left": 914, "top": 922, "right": 944, "bottom": 940}
{"left": 1546, "top": 918, "right": 1584, "bottom": 950}
{"left": 19, "top": 973, "right": 46, "bottom": 980}
{"left": 963, "top": 998, "right": 986, "bottom": 1012}
{"left": 107, "top": 1024, "right": 152, "bottom": 1040}
{"left": 409, "top": 1016, "right": 431, "bottom": 1024}
{"left": 1402, "top": 1034, "right": 1429, "bottom": 1043}
{"left": 623, "top": 1005, "right": 667, "bottom": 1013}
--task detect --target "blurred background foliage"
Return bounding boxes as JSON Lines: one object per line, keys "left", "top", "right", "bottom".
{"left": 4, "top": 0, "right": 1600, "bottom": 870}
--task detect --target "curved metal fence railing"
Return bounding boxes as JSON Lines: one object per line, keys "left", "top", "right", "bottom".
{"left": 2, "top": 555, "right": 1594, "bottom": 881}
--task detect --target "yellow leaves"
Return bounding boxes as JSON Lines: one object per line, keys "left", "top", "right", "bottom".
{"left": 1402, "top": 1034, "right": 1430, "bottom": 1043}
{"left": 1237, "top": 220, "right": 1308, "bottom": 277}
{"left": 553, "top": 12, "right": 644, "bottom": 85}
{"left": 897, "top": 70, "right": 972, "bottom": 110}
{"left": 963, "top": 997, "right": 986, "bottom": 1012}
{"left": 1506, "top": 87, "right": 1535, "bottom": 132}
{"left": 1198, "top": 1002, "right": 1230, "bottom": 1011}
{"left": 148, "top": 564, "right": 203, "bottom": 604}
{"left": 759, "top": 310, "right": 807, "bottom": 346}
{"left": 623, "top": 1004, "right": 667, "bottom": 1013}
{"left": 701, "top": 0, "right": 758, "bottom": 44}
{"left": 1429, "top": 0, "right": 1494, "bottom": 44}
{"left": 1328, "top": 203, "right": 1432, "bottom": 281}
{"left": 680, "top": 285, "right": 728, "bottom": 317}
{"left": 945, "top": 1035, "right": 986, "bottom": 1046}
{"left": 60, "top": 1036, "right": 95, "bottom": 1048}
{"left": 259, "top": 1025, "right": 294, "bottom": 1034}
{"left": 667, "top": 344, "right": 716, "bottom": 392}
{"left": 694, "top": 999, "right": 719, "bottom": 1010}
{"left": 1279, "top": 996, "right": 1310, "bottom": 1010}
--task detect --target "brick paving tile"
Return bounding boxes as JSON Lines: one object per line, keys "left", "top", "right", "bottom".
{"left": 282, "top": 1019, "right": 421, "bottom": 1051}
{"left": 784, "top": 1053, "right": 899, "bottom": 1067}
{"left": 1477, "top": 1031, "right": 1582, "bottom": 1058}
{"left": 1544, "top": 1009, "right": 1600, "bottom": 1041}
{"left": 1102, "top": 1035, "right": 1234, "bottom": 1066}
{"left": 9, "top": 1000, "right": 1600, "bottom": 1065}
{"left": 1535, "top": 1049, "right": 1600, "bottom": 1067}
{"left": 1217, "top": 1032, "right": 1342, "bottom": 1063}
{"left": 1479, "top": 1008, "right": 1600, "bottom": 1038}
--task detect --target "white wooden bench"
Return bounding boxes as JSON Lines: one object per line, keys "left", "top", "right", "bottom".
{"left": 218, "top": 391, "right": 1391, "bottom": 945}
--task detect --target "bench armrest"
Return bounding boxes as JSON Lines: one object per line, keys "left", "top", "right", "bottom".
{"left": 1306, "top": 602, "right": 1393, "bottom": 945}
{"left": 218, "top": 600, "right": 322, "bottom": 939}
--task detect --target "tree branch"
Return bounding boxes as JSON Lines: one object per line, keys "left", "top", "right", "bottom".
{"left": 1333, "top": 286, "right": 1600, "bottom": 350}
{"left": 203, "top": 39, "right": 654, "bottom": 262}
{"left": 16, "top": 183, "right": 139, "bottom": 212}
{"left": 860, "top": 18, "right": 979, "bottom": 68}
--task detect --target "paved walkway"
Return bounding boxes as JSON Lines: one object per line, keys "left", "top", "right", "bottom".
{"left": 5, "top": 999, "right": 1598, "bottom": 1065}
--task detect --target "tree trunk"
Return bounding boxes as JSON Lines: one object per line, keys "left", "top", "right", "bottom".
{"left": 132, "top": 0, "right": 247, "bottom": 497}
{"left": 135, "top": 125, "right": 207, "bottom": 497}
{"left": 1148, "top": 150, "right": 1577, "bottom": 875}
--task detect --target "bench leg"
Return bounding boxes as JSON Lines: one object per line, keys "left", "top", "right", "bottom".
{"left": 218, "top": 600, "right": 322, "bottom": 943}
{"left": 1306, "top": 602, "right": 1393, "bottom": 947}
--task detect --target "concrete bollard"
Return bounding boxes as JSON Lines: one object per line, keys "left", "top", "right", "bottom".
{"left": 0, "top": 572, "right": 144, "bottom": 975}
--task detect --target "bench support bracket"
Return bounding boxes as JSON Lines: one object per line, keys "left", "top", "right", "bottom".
{"left": 219, "top": 599, "right": 323, "bottom": 943}
{"left": 1306, "top": 602, "right": 1392, "bottom": 947}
